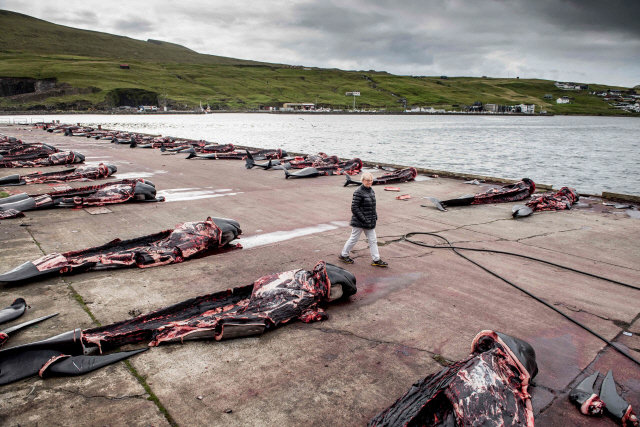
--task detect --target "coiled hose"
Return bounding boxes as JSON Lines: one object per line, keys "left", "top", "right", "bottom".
{"left": 403, "top": 231, "right": 640, "bottom": 367}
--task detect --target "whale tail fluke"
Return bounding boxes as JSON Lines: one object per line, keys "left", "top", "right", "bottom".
{"left": 285, "top": 169, "right": 291, "bottom": 179}
{"left": 184, "top": 148, "right": 197, "bottom": 159}
{"left": 245, "top": 150, "right": 255, "bottom": 169}
{"left": 422, "top": 197, "right": 447, "bottom": 211}
{"left": 344, "top": 174, "right": 358, "bottom": 187}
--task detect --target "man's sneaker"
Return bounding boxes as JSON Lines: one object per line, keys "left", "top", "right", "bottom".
{"left": 371, "top": 259, "right": 388, "bottom": 267}
{"left": 338, "top": 255, "right": 354, "bottom": 264}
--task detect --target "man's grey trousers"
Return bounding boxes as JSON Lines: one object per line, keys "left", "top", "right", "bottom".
{"left": 341, "top": 227, "right": 380, "bottom": 261}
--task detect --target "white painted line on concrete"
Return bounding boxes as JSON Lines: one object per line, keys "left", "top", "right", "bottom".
{"left": 114, "top": 170, "right": 169, "bottom": 179}
{"left": 156, "top": 188, "right": 240, "bottom": 202}
{"left": 236, "top": 221, "right": 350, "bottom": 249}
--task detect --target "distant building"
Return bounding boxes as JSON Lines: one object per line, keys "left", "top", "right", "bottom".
{"left": 517, "top": 104, "right": 536, "bottom": 114}
{"left": 484, "top": 104, "right": 498, "bottom": 113}
{"left": 409, "top": 106, "right": 437, "bottom": 113}
{"left": 440, "top": 76, "right": 448, "bottom": 79}
{"left": 471, "top": 101, "right": 483, "bottom": 112}
{"left": 555, "top": 82, "right": 588, "bottom": 90}
{"left": 557, "top": 97, "right": 570, "bottom": 104}
{"left": 282, "top": 103, "right": 315, "bottom": 111}
{"left": 119, "top": 64, "right": 130, "bottom": 69}
{"left": 544, "top": 94, "right": 553, "bottom": 99}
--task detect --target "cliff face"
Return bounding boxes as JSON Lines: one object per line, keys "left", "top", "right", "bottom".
{"left": 0, "top": 78, "right": 101, "bottom": 107}
{"left": 0, "top": 77, "right": 57, "bottom": 97}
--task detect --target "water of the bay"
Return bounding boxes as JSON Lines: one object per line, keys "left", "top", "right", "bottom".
{"left": 6, "top": 114, "right": 639, "bottom": 196}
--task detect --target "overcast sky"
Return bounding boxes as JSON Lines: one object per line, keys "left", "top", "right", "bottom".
{"left": 2, "top": 0, "right": 639, "bottom": 87}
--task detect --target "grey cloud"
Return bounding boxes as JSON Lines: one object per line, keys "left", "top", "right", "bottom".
{"left": 286, "top": 2, "right": 389, "bottom": 32}
{"left": 261, "top": 0, "right": 640, "bottom": 84}
{"left": 114, "top": 18, "right": 154, "bottom": 34}
{"left": 0, "top": 0, "right": 638, "bottom": 86}
{"left": 75, "top": 10, "right": 97, "bottom": 23}
{"left": 526, "top": 0, "right": 640, "bottom": 37}
{"left": 13, "top": 5, "right": 99, "bottom": 28}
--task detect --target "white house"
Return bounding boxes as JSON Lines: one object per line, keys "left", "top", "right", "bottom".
{"left": 557, "top": 97, "right": 570, "bottom": 104}
{"left": 517, "top": 104, "right": 536, "bottom": 114}
{"left": 555, "top": 82, "right": 587, "bottom": 90}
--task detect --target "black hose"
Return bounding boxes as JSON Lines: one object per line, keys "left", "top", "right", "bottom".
{"left": 403, "top": 231, "right": 640, "bottom": 368}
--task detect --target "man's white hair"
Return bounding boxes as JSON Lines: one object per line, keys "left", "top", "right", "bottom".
{"left": 362, "top": 172, "right": 373, "bottom": 181}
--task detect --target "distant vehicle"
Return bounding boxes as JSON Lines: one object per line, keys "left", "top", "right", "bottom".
{"left": 139, "top": 106, "right": 158, "bottom": 112}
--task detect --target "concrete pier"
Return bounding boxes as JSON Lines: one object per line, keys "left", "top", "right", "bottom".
{"left": 1, "top": 124, "right": 638, "bottom": 426}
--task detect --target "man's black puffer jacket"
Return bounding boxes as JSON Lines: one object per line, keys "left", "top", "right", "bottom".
{"left": 350, "top": 185, "right": 377, "bottom": 229}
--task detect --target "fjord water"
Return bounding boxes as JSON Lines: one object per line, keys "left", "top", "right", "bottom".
{"left": 12, "top": 114, "right": 640, "bottom": 196}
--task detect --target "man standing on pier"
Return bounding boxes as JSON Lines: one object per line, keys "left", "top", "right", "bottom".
{"left": 339, "top": 172, "right": 388, "bottom": 267}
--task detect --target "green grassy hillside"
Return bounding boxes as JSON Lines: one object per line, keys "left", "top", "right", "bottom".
{"left": 0, "top": 10, "right": 271, "bottom": 66}
{"left": 0, "top": 10, "right": 636, "bottom": 115}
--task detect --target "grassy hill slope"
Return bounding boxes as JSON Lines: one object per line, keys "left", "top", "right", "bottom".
{"left": 0, "top": 10, "right": 635, "bottom": 115}
{"left": 0, "top": 10, "right": 271, "bottom": 66}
